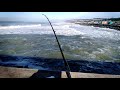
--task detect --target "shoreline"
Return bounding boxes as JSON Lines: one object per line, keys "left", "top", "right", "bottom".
{"left": 75, "top": 23, "right": 120, "bottom": 31}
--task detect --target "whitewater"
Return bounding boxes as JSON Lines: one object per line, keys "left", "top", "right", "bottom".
{"left": 0, "top": 21, "right": 120, "bottom": 62}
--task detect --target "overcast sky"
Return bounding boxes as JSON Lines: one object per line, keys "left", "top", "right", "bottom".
{"left": 0, "top": 12, "right": 120, "bottom": 22}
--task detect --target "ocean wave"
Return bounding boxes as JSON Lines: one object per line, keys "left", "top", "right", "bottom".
{"left": 0, "top": 22, "right": 85, "bottom": 36}
{"left": 0, "top": 22, "right": 120, "bottom": 40}
{"left": 0, "top": 24, "right": 42, "bottom": 29}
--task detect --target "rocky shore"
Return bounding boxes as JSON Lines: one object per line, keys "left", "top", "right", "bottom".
{"left": 76, "top": 23, "right": 120, "bottom": 31}
{"left": 68, "top": 18, "right": 120, "bottom": 31}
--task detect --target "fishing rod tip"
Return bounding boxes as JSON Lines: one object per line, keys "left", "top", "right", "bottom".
{"left": 42, "top": 14, "right": 45, "bottom": 16}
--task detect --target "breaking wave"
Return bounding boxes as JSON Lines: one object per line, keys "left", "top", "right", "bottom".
{"left": 0, "top": 22, "right": 120, "bottom": 40}
{"left": 0, "top": 22, "right": 120, "bottom": 62}
{"left": 0, "top": 24, "right": 42, "bottom": 29}
{"left": 0, "top": 22, "right": 85, "bottom": 36}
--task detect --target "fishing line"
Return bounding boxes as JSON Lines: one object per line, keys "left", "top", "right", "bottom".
{"left": 42, "top": 14, "right": 71, "bottom": 78}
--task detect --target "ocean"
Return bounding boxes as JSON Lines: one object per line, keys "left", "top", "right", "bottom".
{"left": 0, "top": 21, "right": 120, "bottom": 72}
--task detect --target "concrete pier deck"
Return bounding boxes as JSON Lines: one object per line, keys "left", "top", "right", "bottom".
{"left": 0, "top": 66, "right": 120, "bottom": 78}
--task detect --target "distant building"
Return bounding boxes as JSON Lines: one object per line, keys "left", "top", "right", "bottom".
{"left": 108, "top": 20, "right": 114, "bottom": 25}
{"left": 94, "top": 21, "right": 99, "bottom": 24}
{"left": 101, "top": 20, "right": 114, "bottom": 25}
{"left": 102, "top": 21, "right": 108, "bottom": 25}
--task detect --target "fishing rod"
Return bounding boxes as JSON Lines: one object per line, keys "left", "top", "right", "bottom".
{"left": 42, "top": 14, "right": 71, "bottom": 78}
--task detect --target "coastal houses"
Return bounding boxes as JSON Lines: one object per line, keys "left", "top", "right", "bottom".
{"left": 102, "top": 21, "right": 108, "bottom": 25}
{"left": 68, "top": 18, "right": 120, "bottom": 31}
{"left": 69, "top": 18, "right": 119, "bottom": 26}
{"left": 101, "top": 20, "right": 114, "bottom": 25}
